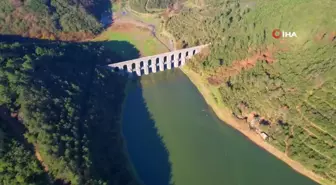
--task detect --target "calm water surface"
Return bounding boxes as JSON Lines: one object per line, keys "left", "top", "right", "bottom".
{"left": 122, "top": 69, "right": 317, "bottom": 185}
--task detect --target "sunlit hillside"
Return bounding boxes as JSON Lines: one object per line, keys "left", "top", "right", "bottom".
{"left": 166, "top": 0, "right": 336, "bottom": 183}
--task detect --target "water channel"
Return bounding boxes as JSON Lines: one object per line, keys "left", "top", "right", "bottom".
{"left": 122, "top": 69, "right": 317, "bottom": 185}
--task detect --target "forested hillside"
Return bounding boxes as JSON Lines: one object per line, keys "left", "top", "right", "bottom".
{"left": 0, "top": 118, "right": 50, "bottom": 185}
{"left": 165, "top": 0, "right": 336, "bottom": 183}
{"left": 0, "top": 0, "right": 112, "bottom": 40}
{"left": 129, "top": 0, "right": 176, "bottom": 13}
{"left": 0, "top": 37, "right": 140, "bottom": 185}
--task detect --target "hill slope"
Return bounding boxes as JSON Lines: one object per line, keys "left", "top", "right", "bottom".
{"left": 166, "top": 0, "right": 336, "bottom": 183}
{"left": 0, "top": 0, "right": 112, "bottom": 40}
{"left": 0, "top": 37, "right": 140, "bottom": 185}
{"left": 0, "top": 118, "right": 50, "bottom": 185}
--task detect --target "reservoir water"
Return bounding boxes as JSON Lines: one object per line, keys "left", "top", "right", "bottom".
{"left": 122, "top": 69, "right": 317, "bottom": 185}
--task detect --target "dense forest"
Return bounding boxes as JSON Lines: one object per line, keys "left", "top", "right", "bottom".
{"left": 0, "top": 118, "right": 50, "bottom": 185}
{"left": 0, "top": 1, "right": 142, "bottom": 184}
{"left": 0, "top": 0, "right": 112, "bottom": 40}
{"left": 1, "top": 0, "right": 335, "bottom": 184}
{"left": 0, "top": 37, "right": 140, "bottom": 184}
{"left": 129, "top": 0, "right": 176, "bottom": 13}
{"left": 165, "top": 0, "right": 336, "bottom": 183}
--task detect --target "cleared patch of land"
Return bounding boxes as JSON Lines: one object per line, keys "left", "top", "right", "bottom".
{"left": 94, "top": 21, "right": 169, "bottom": 57}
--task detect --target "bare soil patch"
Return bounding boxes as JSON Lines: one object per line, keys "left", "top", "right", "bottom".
{"left": 111, "top": 19, "right": 153, "bottom": 33}
{"left": 34, "top": 145, "right": 49, "bottom": 172}
{"left": 207, "top": 46, "right": 277, "bottom": 85}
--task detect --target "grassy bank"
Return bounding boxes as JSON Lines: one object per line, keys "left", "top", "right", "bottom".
{"left": 95, "top": 27, "right": 167, "bottom": 56}
{"left": 180, "top": 67, "right": 328, "bottom": 185}
{"left": 94, "top": 18, "right": 169, "bottom": 57}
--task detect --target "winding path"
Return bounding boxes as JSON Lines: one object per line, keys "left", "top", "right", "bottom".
{"left": 112, "top": 3, "right": 175, "bottom": 51}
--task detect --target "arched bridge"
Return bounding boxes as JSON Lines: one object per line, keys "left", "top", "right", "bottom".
{"left": 108, "top": 44, "right": 209, "bottom": 76}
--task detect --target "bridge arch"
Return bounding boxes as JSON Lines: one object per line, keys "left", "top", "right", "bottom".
{"left": 148, "top": 59, "right": 153, "bottom": 73}
{"left": 171, "top": 54, "right": 175, "bottom": 68}
{"left": 114, "top": 67, "right": 120, "bottom": 72}
{"left": 178, "top": 53, "right": 182, "bottom": 66}
{"left": 156, "top": 57, "right": 161, "bottom": 71}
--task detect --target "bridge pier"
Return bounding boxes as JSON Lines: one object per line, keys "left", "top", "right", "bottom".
{"left": 186, "top": 50, "right": 192, "bottom": 59}
{"left": 151, "top": 58, "right": 157, "bottom": 73}
{"left": 167, "top": 59, "right": 171, "bottom": 70}
{"left": 174, "top": 53, "right": 179, "bottom": 68}
{"left": 195, "top": 49, "right": 200, "bottom": 55}
{"left": 144, "top": 61, "right": 149, "bottom": 75}
{"left": 159, "top": 57, "right": 164, "bottom": 71}
{"left": 127, "top": 64, "right": 133, "bottom": 76}
{"left": 136, "top": 64, "right": 141, "bottom": 76}
{"left": 181, "top": 56, "right": 186, "bottom": 66}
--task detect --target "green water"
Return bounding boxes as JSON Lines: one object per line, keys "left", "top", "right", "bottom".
{"left": 122, "top": 69, "right": 317, "bottom": 185}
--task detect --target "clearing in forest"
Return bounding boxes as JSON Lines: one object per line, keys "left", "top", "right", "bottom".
{"left": 94, "top": 22, "right": 169, "bottom": 58}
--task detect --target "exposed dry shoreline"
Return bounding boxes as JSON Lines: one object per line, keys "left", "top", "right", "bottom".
{"left": 105, "top": 13, "right": 326, "bottom": 184}
{"left": 180, "top": 67, "right": 325, "bottom": 185}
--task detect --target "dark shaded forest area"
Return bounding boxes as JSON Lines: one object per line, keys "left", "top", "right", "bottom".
{"left": 0, "top": 1, "right": 144, "bottom": 184}
{"left": 0, "top": 35, "right": 140, "bottom": 185}
{"left": 129, "top": 0, "right": 176, "bottom": 13}
{"left": 0, "top": 117, "right": 50, "bottom": 185}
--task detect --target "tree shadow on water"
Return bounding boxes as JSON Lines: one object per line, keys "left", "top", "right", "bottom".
{"left": 122, "top": 78, "right": 173, "bottom": 185}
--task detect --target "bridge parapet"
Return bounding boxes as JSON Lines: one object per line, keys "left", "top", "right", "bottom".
{"left": 108, "top": 44, "right": 209, "bottom": 76}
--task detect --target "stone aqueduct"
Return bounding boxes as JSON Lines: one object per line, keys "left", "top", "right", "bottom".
{"left": 108, "top": 44, "right": 209, "bottom": 76}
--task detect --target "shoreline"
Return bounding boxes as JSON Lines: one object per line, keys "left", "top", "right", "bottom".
{"left": 180, "top": 67, "right": 325, "bottom": 185}
{"left": 120, "top": 80, "right": 146, "bottom": 185}
{"left": 97, "top": 10, "right": 326, "bottom": 184}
